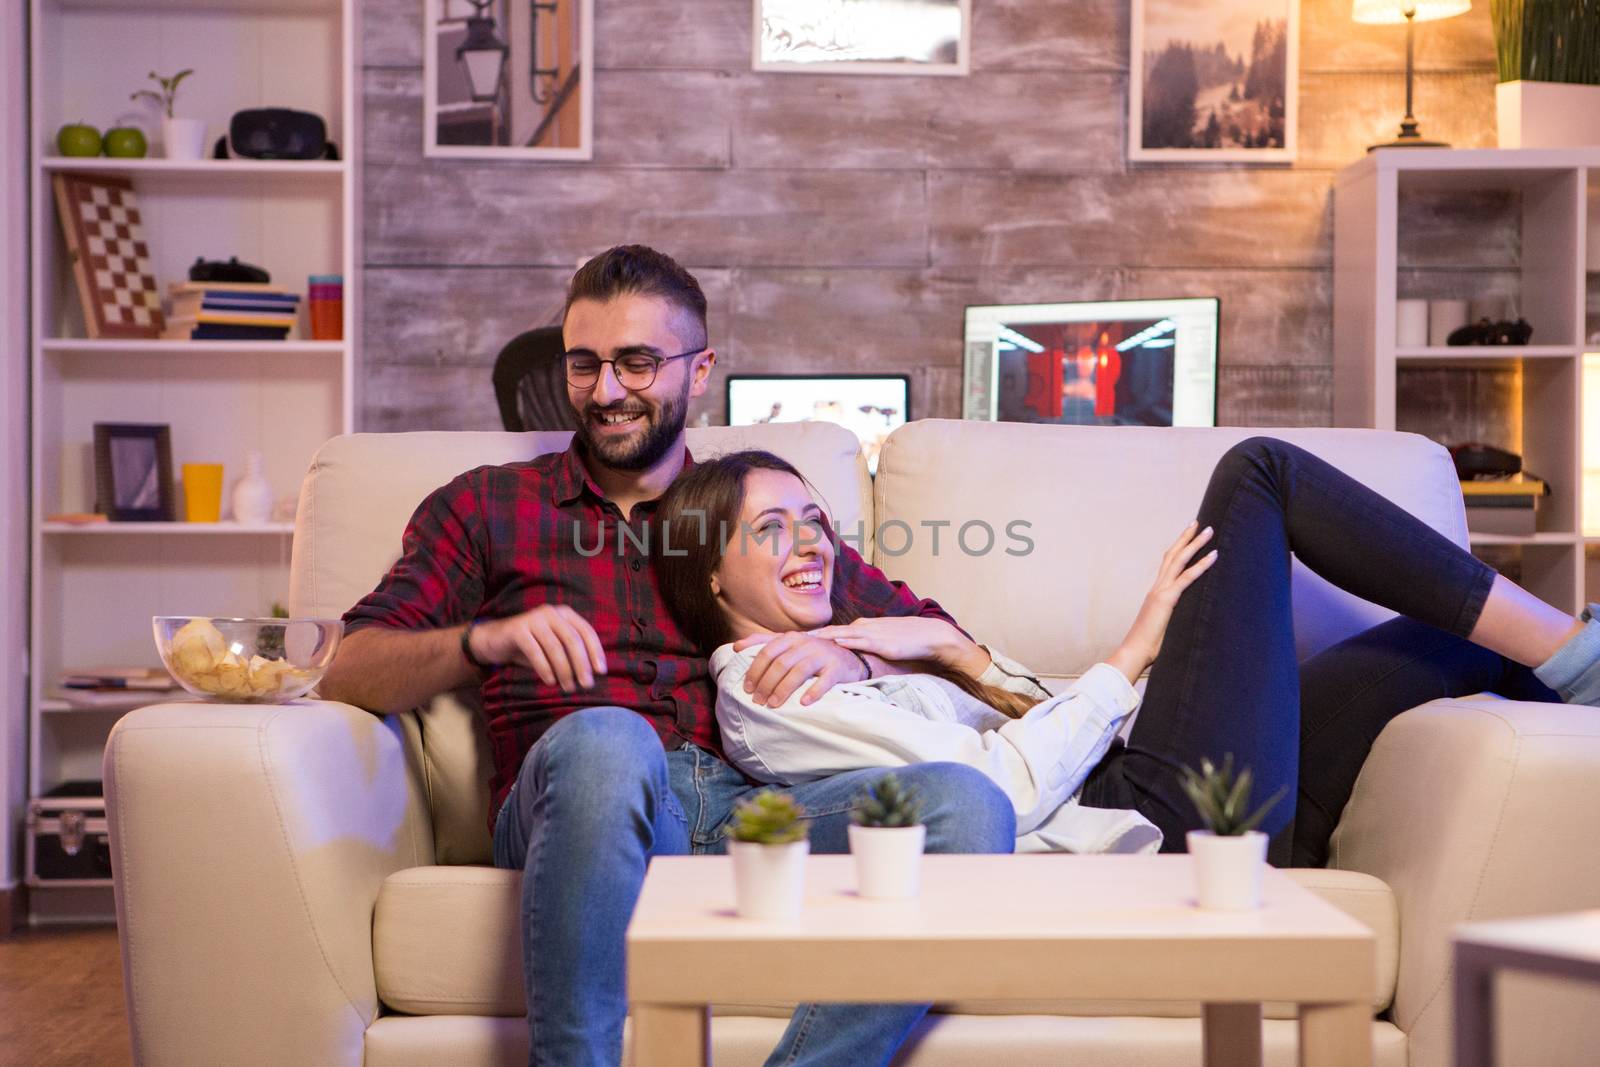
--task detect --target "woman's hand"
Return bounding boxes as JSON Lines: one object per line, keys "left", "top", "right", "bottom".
{"left": 731, "top": 632, "right": 869, "bottom": 707}
{"left": 1108, "top": 521, "right": 1218, "bottom": 684}
{"left": 809, "top": 617, "right": 992, "bottom": 679}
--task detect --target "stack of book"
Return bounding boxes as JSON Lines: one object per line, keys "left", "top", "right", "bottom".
{"left": 54, "top": 667, "right": 182, "bottom": 710}
{"left": 163, "top": 282, "right": 301, "bottom": 341}
{"left": 1461, "top": 476, "right": 1548, "bottom": 537}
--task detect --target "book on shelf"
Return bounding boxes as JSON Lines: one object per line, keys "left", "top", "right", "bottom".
{"left": 168, "top": 281, "right": 299, "bottom": 296}
{"left": 167, "top": 309, "right": 298, "bottom": 327}
{"left": 161, "top": 321, "right": 293, "bottom": 341}
{"left": 1459, "top": 475, "right": 1548, "bottom": 499}
{"left": 1463, "top": 477, "right": 1543, "bottom": 537}
{"left": 60, "top": 666, "right": 168, "bottom": 683}
{"left": 49, "top": 686, "right": 185, "bottom": 710}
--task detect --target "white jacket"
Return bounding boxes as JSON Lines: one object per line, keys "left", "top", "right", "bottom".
{"left": 709, "top": 642, "right": 1162, "bottom": 854}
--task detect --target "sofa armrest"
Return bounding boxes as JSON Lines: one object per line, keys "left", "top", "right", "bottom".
{"left": 104, "top": 700, "right": 435, "bottom": 1066}
{"left": 1329, "top": 696, "right": 1600, "bottom": 1067}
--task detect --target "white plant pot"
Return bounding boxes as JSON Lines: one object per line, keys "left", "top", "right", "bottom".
{"left": 163, "top": 117, "right": 207, "bottom": 160}
{"left": 1186, "top": 830, "right": 1267, "bottom": 911}
{"left": 1496, "top": 81, "right": 1600, "bottom": 149}
{"left": 729, "top": 839, "right": 808, "bottom": 920}
{"left": 848, "top": 823, "right": 926, "bottom": 899}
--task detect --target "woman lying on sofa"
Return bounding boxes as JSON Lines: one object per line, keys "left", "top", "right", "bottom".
{"left": 655, "top": 441, "right": 1599, "bottom": 865}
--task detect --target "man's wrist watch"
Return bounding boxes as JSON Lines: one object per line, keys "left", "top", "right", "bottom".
{"left": 460, "top": 621, "right": 493, "bottom": 674}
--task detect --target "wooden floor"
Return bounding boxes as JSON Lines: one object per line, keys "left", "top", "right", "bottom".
{"left": 0, "top": 925, "right": 131, "bottom": 1067}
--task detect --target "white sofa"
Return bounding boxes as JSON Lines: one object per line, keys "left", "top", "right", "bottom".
{"left": 105, "top": 420, "right": 1600, "bottom": 1066}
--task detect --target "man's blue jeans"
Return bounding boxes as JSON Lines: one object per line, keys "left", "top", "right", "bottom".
{"left": 492, "top": 706, "right": 1017, "bottom": 1067}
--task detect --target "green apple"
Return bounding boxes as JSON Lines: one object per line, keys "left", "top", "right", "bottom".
{"left": 103, "top": 126, "right": 148, "bottom": 158}
{"left": 56, "top": 122, "right": 102, "bottom": 157}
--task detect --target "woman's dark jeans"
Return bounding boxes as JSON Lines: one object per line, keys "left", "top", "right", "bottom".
{"left": 1077, "top": 436, "right": 1558, "bottom": 867}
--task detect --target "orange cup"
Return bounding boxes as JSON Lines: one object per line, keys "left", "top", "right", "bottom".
{"left": 182, "top": 463, "right": 224, "bottom": 523}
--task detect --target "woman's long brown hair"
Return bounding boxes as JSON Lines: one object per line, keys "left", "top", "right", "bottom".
{"left": 655, "top": 450, "right": 1043, "bottom": 719}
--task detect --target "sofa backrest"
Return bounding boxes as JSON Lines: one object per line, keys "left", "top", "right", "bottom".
{"left": 288, "top": 422, "right": 871, "bottom": 620}
{"left": 291, "top": 420, "right": 1466, "bottom": 862}
{"left": 872, "top": 421, "right": 1468, "bottom": 678}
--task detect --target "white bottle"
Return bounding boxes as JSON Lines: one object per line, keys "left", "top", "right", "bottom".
{"left": 232, "top": 452, "right": 274, "bottom": 526}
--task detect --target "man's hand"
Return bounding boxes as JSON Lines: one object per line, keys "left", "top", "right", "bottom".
{"left": 469, "top": 605, "right": 608, "bottom": 693}
{"left": 731, "top": 632, "right": 869, "bottom": 707}
{"left": 1107, "top": 521, "right": 1217, "bottom": 683}
{"left": 809, "top": 616, "right": 991, "bottom": 678}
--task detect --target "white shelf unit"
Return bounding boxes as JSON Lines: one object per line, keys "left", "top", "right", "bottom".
{"left": 26, "top": 0, "right": 359, "bottom": 898}
{"left": 1333, "top": 148, "right": 1597, "bottom": 614}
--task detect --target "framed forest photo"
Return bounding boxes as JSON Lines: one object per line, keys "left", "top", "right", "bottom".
{"left": 1129, "top": 0, "right": 1298, "bottom": 162}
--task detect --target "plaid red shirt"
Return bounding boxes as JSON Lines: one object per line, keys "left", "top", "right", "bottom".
{"left": 343, "top": 439, "right": 956, "bottom": 823}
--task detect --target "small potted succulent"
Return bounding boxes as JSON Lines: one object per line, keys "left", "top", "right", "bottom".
{"left": 727, "top": 790, "right": 809, "bottom": 920}
{"left": 1179, "top": 755, "right": 1285, "bottom": 911}
{"left": 131, "top": 69, "right": 203, "bottom": 160}
{"left": 847, "top": 773, "right": 926, "bottom": 899}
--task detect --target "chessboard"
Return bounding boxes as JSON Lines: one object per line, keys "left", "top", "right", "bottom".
{"left": 52, "top": 173, "right": 165, "bottom": 339}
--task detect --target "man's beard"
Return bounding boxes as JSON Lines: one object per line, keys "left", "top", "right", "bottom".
{"left": 573, "top": 381, "right": 690, "bottom": 472}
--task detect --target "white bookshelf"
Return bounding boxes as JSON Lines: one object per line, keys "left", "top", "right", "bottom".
{"left": 25, "top": 0, "right": 359, "bottom": 905}
{"left": 1333, "top": 147, "right": 1597, "bottom": 614}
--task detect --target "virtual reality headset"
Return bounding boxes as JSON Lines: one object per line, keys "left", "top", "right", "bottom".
{"left": 212, "top": 108, "right": 340, "bottom": 161}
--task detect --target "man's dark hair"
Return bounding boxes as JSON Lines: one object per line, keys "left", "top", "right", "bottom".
{"left": 564, "top": 245, "right": 708, "bottom": 348}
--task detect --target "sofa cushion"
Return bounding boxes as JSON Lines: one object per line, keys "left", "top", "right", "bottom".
{"left": 873, "top": 422, "right": 1467, "bottom": 677}
{"left": 372, "top": 865, "right": 1397, "bottom": 1019}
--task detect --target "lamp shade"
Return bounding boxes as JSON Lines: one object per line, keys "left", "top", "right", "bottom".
{"left": 1351, "top": 0, "right": 1470, "bottom": 24}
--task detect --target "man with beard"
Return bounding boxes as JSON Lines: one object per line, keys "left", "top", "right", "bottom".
{"left": 320, "top": 245, "right": 1015, "bottom": 1067}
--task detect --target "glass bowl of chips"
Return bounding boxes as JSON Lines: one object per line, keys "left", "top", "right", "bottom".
{"left": 153, "top": 617, "right": 343, "bottom": 704}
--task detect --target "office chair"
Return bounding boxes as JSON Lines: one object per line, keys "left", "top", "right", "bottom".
{"left": 491, "top": 326, "right": 580, "bottom": 432}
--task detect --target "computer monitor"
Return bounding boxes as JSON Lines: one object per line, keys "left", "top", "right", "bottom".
{"left": 963, "top": 298, "right": 1219, "bottom": 427}
{"left": 725, "top": 374, "right": 910, "bottom": 474}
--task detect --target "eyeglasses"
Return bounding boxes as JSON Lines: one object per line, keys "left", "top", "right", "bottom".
{"left": 563, "top": 347, "right": 706, "bottom": 390}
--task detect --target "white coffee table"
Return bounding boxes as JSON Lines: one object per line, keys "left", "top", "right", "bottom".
{"left": 1453, "top": 910, "right": 1600, "bottom": 1067}
{"left": 626, "top": 853, "right": 1376, "bottom": 1067}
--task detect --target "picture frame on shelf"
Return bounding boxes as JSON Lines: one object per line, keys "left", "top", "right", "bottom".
{"left": 93, "top": 423, "right": 175, "bottom": 522}
{"left": 1128, "top": 0, "right": 1298, "bottom": 162}
{"left": 754, "top": 0, "right": 971, "bottom": 76}
{"left": 423, "top": 0, "right": 594, "bottom": 160}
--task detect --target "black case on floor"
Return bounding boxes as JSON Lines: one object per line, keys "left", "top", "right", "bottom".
{"left": 25, "top": 781, "right": 112, "bottom": 887}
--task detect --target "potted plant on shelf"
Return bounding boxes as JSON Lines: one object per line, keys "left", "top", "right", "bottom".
{"left": 131, "top": 69, "right": 202, "bottom": 161}
{"left": 727, "top": 790, "right": 809, "bottom": 920}
{"left": 1492, "top": 0, "right": 1600, "bottom": 147}
{"left": 847, "top": 773, "right": 926, "bottom": 900}
{"left": 1179, "top": 755, "right": 1285, "bottom": 911}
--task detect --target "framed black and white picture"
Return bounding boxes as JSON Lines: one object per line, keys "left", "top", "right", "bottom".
{"left": 424, "top": 0, "right": 594, "bottom": 159}
{"left": 1129, "top": 0, "right": 1298, "bottom": 162}
{"left": 754, "top": 0, "right": 970, "bottom": 76}
{"left": 93, "top": 423, "right": 175, "bottom": 522}
{"left": 726, "top": 374, "right": 911, "bottom": 474}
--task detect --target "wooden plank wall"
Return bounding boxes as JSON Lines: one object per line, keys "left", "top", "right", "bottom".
{"left": 359, "top": 0, "right": 1510, "bottom": 433}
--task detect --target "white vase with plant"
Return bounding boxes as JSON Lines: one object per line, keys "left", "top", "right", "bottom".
{"left": 847, "top": 773, "right": 926, "bottom": 900}
{"left": 132, "top": 69, "right": 203, "bottom": 160}
{"left": 1180, "top": 754, "right": 1285, "bottom": 911}
{"left": 1492, "top": 0, "right": 1600, "bottom": 147}
{"left": 727, "top": 790, "right": 809, "bottom": 920}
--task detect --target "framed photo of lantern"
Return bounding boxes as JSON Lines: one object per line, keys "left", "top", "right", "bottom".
{"left": 424, "top": 0, "right": 594, "bottom": 159}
